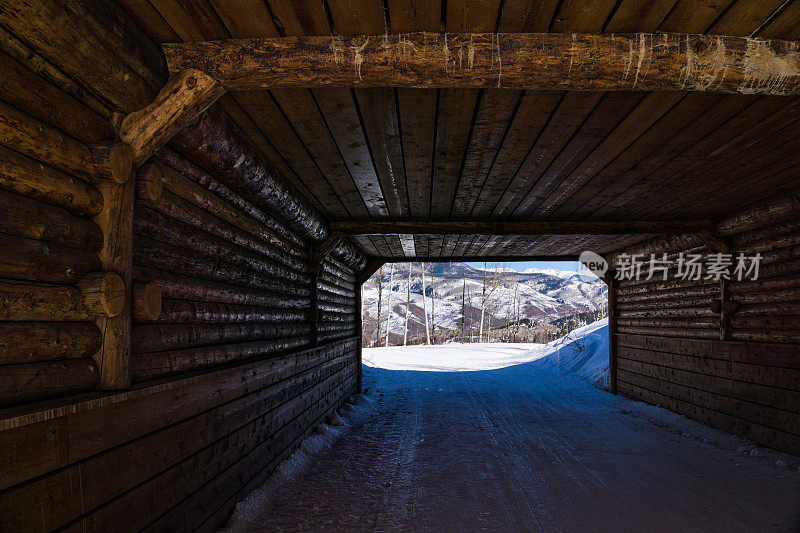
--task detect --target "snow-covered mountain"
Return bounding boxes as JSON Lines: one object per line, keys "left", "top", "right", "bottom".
{"left": 363, "top": 263, "right": 607, "bottom": 343}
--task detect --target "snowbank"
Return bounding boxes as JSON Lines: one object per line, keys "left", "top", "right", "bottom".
{"left": 364, "top": 318, "right": 610, "bottom": 387}
{"left": 532, "top": 318, "right": 609, "bottom": 388}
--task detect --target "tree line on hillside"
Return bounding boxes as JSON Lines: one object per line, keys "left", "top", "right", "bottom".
{"left": 364, "top": 263, "right": 607, "bottom": 347}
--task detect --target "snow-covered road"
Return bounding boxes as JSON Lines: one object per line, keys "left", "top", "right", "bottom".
{"left": 224, "top": 334, "right": 800, "bottom": 532}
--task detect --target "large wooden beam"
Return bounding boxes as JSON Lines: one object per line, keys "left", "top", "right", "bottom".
{"left": 330, "top": 220, "right": 711, "bottom": 236}
{"left": 163, "top": 33, "right": 800, "bottom": 95}
{"left": 117, "top": 69, "right": 225, "bottom": 166}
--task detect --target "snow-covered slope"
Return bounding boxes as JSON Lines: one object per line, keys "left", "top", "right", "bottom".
{"left": 364, "top": 318, "right": 610, "bottom": 388}
{"left": 363, "top": 263, "right": 606, "bottom": 340}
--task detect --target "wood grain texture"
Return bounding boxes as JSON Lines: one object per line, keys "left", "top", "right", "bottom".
{"left": 164, "top": 33, "right": 800, "bottom": 95}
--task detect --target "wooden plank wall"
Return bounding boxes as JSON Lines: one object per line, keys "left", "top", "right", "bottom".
{"left": 615, "top": 197, "right": 800, "bottom": 455}
{"left": 0, "top": 6, "right": 363, "bottom": 530}
{"left": 0, "top": 338, "right": 358, "bottom": 531}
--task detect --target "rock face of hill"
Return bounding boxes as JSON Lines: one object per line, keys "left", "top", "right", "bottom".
{"left": 362, "top": 263, "right": 607, "bottom": 343}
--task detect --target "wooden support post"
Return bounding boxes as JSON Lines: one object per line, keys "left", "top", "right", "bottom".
{"left": 606, "top": 273, "right": 619, "bottom": 395}
{"left": 117, "top": 69, "right": 225, "bottom": 166}
{"left": 92, "top": 171, "right": 136, "bottom": 389}
{"left": 163, "top": 33, "right": 800, "bottom": 96}
{"left": 308, "top": 254, "right": 320, "bottom": 347}
{"left": 355, "top": 285, "right": 363, "bottom": 394}
{"left": 312, "top": 231, "right": 344, "bottom": 264}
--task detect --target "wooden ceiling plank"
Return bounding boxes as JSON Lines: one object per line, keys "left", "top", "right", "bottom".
{"left": 354, "top": 88, "right": 409, "bottom": 217}
{"left": 201, "top": 1, "right": 354, "bottom": 219}
{"left": 398, "top": 88, "right": 437, "bottom": 219}
{"left": 497, "top": 0, "right": 561, "bottom": 32}
{"left": 450, "top": 89, "right": 527, "bottom": 217}
{"left": 231, "top": 91, "right": 348, "bottom": 215}
{"left": 453, "top": 234, "right": 477, "bottom": 256}
{"left": 709, "top": 0, "right": 790, "bottom": 36}
{"left": 387, "top": 0, "right": 443, "bottom": 33}
{"left": 571, "top": 93, "right": 754, "bottom": 219}
{"left": 430, "top": 89, "right": 479, "bottom": 217}
{"left": 526, "top": 92, "right": 686, "bottom": 218}
{"left": 446, "top": 0, "right": 504, "bottom": 32}
{"left": 550, "top": 0, "right": 621, "bottom": 32}
{"left": 603, "top": 0, "right": 679, "bottom": 32}
{"left": 213, "top": 96, "right": 331, "bottom": 217}
{"left": 149, "top": 0, "right": 229, "bottom": 41}
{"left": 265, "top": 1, "right": 331, "bottom": 36}
{"left": 315, "top": 87, "right": 390, "bottom": 217}
{"left": 509, "top": 91, "right": 647, "bottom": 218}
{"left": 355, "top": 235, "right": 380, "bottom": 256}
{"left": 625, "top": 98, "right": 800, "bottom": 218}
{"left": 490, "top": 91, "right": 602, "bottom": 218}
{"left": 270, "top": 89, "right": 370, "bottom": 218}
{"left": 657, "top": 0, "right": 737, "bottom": 33}
{"left": 756, "top": 1, "right": 800, "bottom": 39}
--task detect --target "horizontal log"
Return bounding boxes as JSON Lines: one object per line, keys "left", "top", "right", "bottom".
{"left": 0, "top": 234, "right": 102, "bottom": 283}
{"left": 332, "top": 219, "right": 710, "bottom": 236}
{"left": 0, "top": 0, "right": 165, "bottom": 112}
{"left": 717, "top": 193, "right": 800, "bottom": 236}
{"left": 132, "top": 322, "right": 311, "bottom": 354}
{"left": 119, "top": 69, "right": 225, "bottom": 165}
{"left": 139, "top": 190, "right": 305, "bottom": 272}
{"left": 170, "top": 106, "right": 328, "bottom": 242}
{"left": 617, "top": 284, "right": 719, "bottom": 304}
{"left": 155, "top": 148, "right": 305, "bottom": 250}
{"left": 731, "top": 329, "right": 800, "bottom": 344}
{"left": 164, "top": 33, "right": 800, "bottom": 95}
{"left": 319, "top": 310, "right": 356, "bottom": 323}
{"left": 156, "top": 165, "right": 306, "bottom": 265}
{"left": 0, "top": 99, "right": 131, "bottom": 183}
{"left": 152, "top": 299, "right": 308, "bottom": 324}
{"left": 134, "top": 206, "right": 310, "bottom": 284}
{"left": 617, "top": 318, "right": 719, "bottom": 329}
{"left": 731, "top": 286, "right": 800, "bottom": 305}
{"left": 0, "top": 359, "right": 98, "bottom": 407}
{"left": 731, "top": 315, "right": 800, "bottom": 331}
{"left": 318, "top": 329, "right": 356, "bottom": 342}
{"left": 737, "top": 301, "right": 800, "bottom": 316}
{"left": 617, "top": 296, "right": 716, "bottom": 311}
{"left": 317, "top": 301, "right": 356, "bottom": 314}
{"left": 0, "top": 273, "right": 123, "bottom": 321}
{"left": 617, "top": 306, "right": 718, "bottom": 319}
{"left": 0, "top": 322, "right": 102, "bottom": 364}
{"left": 616, "top": 325, "right": 719, "bottom": 339}
{"left": 317, "top": 289, "right": 356, "bottom": 307}
{"left": 136, "top": 163, "right": 164, "bottom": 201}
{"left": 133, "top": 267, "right": 308, "bottom": 309}
{"left": 0, "top": 48, "right": 113, "bottom": 144}
{"left": 330, "top": 238, "right": 367, "bottom": 271}
{"left": 0, "top": 188, "right": 102, "bottom": 251}
{"left": 133, "top": 281, "right": 162, "bottom": 321}
{"left": 133, "top": 237, "right": 309, "bottom": 296}
{"left": 322, "top": 256, "right": 355, "bottom": 282}
{"left": 0, "top": 144, "right": 103, "bottom": 217}
{"left": 132, "top": 337, "right": 310, "bottom": 380}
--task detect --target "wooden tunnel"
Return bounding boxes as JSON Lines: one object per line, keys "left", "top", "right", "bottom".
{"left": 0, "top": 0, "right": 799, "bottom": 531}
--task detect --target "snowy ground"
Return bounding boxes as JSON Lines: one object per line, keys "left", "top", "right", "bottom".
{"left": 222, "top": 321, "right": 800, "bottom": 532}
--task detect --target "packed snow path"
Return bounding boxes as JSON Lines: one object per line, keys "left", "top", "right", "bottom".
{"left": 224, "top": 342, "right": 800, "bottom": 531}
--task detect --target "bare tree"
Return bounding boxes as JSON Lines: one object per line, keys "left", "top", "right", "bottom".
{"left": 479, "top": 263, "right": 504, "bottom": 342}
{"left": 421, "top": 262, "right": 431, "bottom": 345}
{"left": 384, "top": 263, "right": 394, "bottom": 347}
{"left": 404, "top": 262, "right": 411, "bottom": 346}
{"left": 375, "top": 265, "right": 383, "bottom": 347}
{"left": 430, "top": 265, "right": 436, "bottom": 344}
{"left": 460, "top": 272, "right": 466, "bottom": 340}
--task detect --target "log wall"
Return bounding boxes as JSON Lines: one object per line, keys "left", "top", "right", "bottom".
{"left": 0, "top": 4, "right": 364, "bottom": 530}
{"left": 613, "top": 196, "right": 800, "bottom": 455}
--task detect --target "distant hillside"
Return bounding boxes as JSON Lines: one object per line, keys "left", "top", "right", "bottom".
{"left": 362, "top": 262, "right": 607, "bottom": 346}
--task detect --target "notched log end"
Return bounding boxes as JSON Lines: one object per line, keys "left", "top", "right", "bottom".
{"left": 79, "top": 271, "right": 126, "bottom": 317}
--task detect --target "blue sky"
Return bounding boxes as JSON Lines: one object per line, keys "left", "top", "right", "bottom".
{"left": 465, "top": 260, "right": 582, "bottom": 272}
